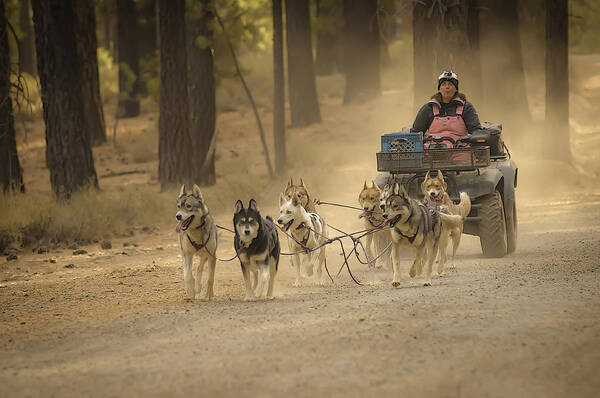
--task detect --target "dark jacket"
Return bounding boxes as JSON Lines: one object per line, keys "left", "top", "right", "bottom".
{"left": 411, "top": 92, "right": 482, "bottom": 134}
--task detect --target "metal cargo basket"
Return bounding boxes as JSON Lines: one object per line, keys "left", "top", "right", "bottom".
{"left": 377, "top": 147, "right": 490, "bottom": 173}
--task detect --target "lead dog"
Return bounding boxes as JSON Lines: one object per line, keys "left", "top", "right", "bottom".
{"left": 421, "top": 170, "right": 471, "bottom": 272}
{"left": 234, "top": 199, "right": 280, "bottom": 300}
{"left": 175, "top": 184, "right": 217, "bottom": 300}
{"left": 278, "top": 193, "right": 328, "bottom": 286}
{"left": 358, "top": 181, "right": 391, "bottom": 269}
{"left": 383, "top": 183, "right": 463, "bottom": 287}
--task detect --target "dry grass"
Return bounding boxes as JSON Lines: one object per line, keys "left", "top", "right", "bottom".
{"left": 0, "top": 186, "right": 173, "bottom": 251}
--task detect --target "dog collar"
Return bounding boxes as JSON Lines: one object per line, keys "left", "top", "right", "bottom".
{"left": 195, "top": 216, "right": 206, "bottom": 230}
{"left": 368, "top": 215, "right": 383, "bottom": 228}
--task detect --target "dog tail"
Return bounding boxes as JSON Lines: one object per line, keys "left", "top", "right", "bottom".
{"left": 439, "top": 213, "right": 464, "bottom": 229}
{"left": 458, "top": 192, "right": 471, "bottom": 218}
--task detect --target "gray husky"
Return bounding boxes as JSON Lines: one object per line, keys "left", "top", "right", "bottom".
{"left": 234, "top": 199, "right": 280, "bottom": 300}
{"left": 383, "top": 183, "right": 463, "bottom": 287}
{"left": 175, "top": 184, "right": 217, "bottom": 300}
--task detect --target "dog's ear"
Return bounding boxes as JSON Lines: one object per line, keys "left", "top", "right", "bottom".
{"left": 372, "top": 180, "right": 381, "bottom": 192}
{"left": 249, "top": 198, "right": 259, "bottom": 213}
{"left": 363, "top": 180, "right": 368, "bottom": 190}
{"left": 300, "top": 178, "right": 307, "bottom": 189}
{"left": 234, "top": 200, "right": 244, "bottom": 214}
{"left": 400, "top": 184, "right": 409, "bottom": 198}
{"left": 437, "top": 170, "right": 447, "bottom": 189}
{"left": 393, "top": 183, "right": 400, "bottom": 195}
{"left": 288, "top": 178, "right": 294, "bottom": 188}
{"left": 279, "top": 192, "right": 286, "bottom": 207}
{"left": 192, "top": 184, "right": 204, "bottom": 201}
{"left": 179, "top": 185, "right": 187, "bottom": 198}
{"left": 424, "top": 171, "right": 430, "bottom": 181}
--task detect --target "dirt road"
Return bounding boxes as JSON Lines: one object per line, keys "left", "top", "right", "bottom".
{"left": 1, "top": 187, "right": 599, "bottom": 397}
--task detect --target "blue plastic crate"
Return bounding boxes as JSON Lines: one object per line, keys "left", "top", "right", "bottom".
{"left": 381, "top": 132, "right": 423, "bottom": 153}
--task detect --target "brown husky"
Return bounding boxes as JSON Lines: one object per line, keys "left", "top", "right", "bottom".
{"left": 358, "top": 181, "right": 391, "bottom": 268}
{"left": 421, "top": 170, "right": 471, "bottom": 273}
{"left": 284, "top": 178, "right": 317, "bottom": 213}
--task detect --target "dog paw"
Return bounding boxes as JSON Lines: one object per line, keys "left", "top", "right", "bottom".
{"left": 391, "top": 281, "right": 401, "bottom": 288}
{"left": 292, "top": 280, "right": 302, "bottom": 287}
{"left": 423, "top": 281, "right": 432, "bottom": 287}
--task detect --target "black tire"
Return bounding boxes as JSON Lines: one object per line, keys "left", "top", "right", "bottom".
{"left": 479, "top": 191, "right": 507, "bottom": 258}
{"left": 506, "top": 198, "right": 517, "bottom": 254}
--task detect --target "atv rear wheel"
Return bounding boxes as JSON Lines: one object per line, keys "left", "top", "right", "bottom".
{"left": 506, "top": 199, "right": 517, "bottom": 254}
{"left": 479, "top": 191, "right": 507, "bottom": 258}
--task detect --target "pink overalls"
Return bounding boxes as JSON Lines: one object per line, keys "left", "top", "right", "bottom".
{"left": 424, "top": 103, "right": 468, "bottom": 149}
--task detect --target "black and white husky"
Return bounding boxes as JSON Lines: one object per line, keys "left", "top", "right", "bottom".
{"left": 233, "top": 199, "right": 280, "bottom": 300}
{"left": 278, "top": 193, "right": 328, "bottom": 286}
{"left": 175, "top": 184, "right": 217, "bottom": 300}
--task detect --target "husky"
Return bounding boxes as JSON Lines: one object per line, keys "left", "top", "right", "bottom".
{"left": 284, "top": 178, "right": 318, "bottom": 213}
{"left": 278, "top": 193, "right": 328, "bottom": 286}
{"left": 233, "top": 199, "right": 280, "bottom": 301}
{"left": 383, "top": 183, "right": 463, "bottom": 287}
{"left": 175, "top": 184, "right": 217, "bottom": 300}
{"left": 358, "top": 181, "right": 392, "bottom": 269}
{"left": 421, "top": 170, "right": 471, "bottom": 272}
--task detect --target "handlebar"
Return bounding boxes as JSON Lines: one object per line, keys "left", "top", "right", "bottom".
{"left": 423, "top": 135, "right": 475, "bottom": 148}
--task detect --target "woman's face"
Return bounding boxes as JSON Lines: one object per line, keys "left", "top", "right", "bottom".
{"left": 439, "top": 80, "right": 457, "bottom": 99}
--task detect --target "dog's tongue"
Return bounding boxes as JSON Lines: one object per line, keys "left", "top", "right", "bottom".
{"left": 175, "top": 220, "right": 184, "bottom": 233}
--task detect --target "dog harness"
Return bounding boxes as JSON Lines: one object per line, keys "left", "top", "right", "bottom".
{"left": 425, "top": 103, "right": 468, "bottom": 149}
{"left": 393, "top": 204, "right": 437, "bottom": 249}
{"left": 421, "top": 198, "right": 441, "bottom": 212}
{"left": 185, "top": 216, "right": 214, "bottom": 255}
{"left": 295, "top": 222, "right": 311, "bottom": 248}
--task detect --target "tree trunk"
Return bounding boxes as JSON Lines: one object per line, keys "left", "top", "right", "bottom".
{"left": 137, "top": 0, "right": 158, "bottom": 98}
{"left": 117, "top": 0, "right": 140, "bottom": 118}
{"left": 74, "top": 0, "right": 106, "bottom": 146}
{"left": 466, "top": 0, "right": 482, "bottom": 104}
{"left": 18, "top": 0, "right": 36, "bottom": 76}
{"left": 1, "top": 0, "right": 24, "bottom": 193}
{"left": 285, "top": 0, "right": 321, "bottom": 127}
{"left": 412, "top": 0, "right": 435, "bottom": 112}
{"left": 343, "top": 0, "right": 380, "bottom": 104}
{"left": 315, "top": 0, "right": 342, "bottom": 76}
{"left": 31, "top": 0, "right": 98, "bottom": 199}
{"left": 479, "top": 0, "right": 531, "bottom": 125}
{"left": 187, "top": 0, "right": 216, "bottom": 186}
{"left": 158, "top": 0, "right": 194, "bottom": 189}
{"left": 413, "top": 0, "right": 481, "bottom": 110}
{"left": 546, "top": 0, "right": 570, "bottom": 162}
{"left": 273, "top": 0, "right": 285, "bottom": 174}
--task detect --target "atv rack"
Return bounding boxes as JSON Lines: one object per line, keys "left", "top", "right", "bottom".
{"left": 376, "top": 146, "right": 490, "bottom": 173}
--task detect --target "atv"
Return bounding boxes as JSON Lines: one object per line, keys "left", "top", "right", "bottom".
{"left": 375, "top": 123, "right": 517, "bottom": 258}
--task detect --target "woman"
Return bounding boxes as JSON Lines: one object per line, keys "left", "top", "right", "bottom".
{"left": 412, "top": 71, "right": 482, "bottom": 148}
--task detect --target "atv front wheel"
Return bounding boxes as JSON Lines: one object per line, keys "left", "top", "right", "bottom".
{"left": 479, "top": 191, "right": 507, "bottom": 258}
